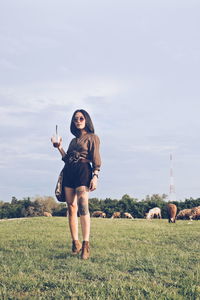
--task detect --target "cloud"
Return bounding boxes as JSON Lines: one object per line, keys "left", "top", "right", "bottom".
{"left": 0, "top": 58, "right": 18, "bottom": 70}
{"left": 0, "top": 0, "right": 200, "bottom": 202}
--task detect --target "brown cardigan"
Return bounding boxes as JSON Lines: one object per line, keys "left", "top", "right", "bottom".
{"left": 62, "top": 133, "right": 101, "bottom": 171}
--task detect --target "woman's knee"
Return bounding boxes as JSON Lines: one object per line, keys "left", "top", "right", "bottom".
{"left": 67, "top": 202, "right": 78, "bottom": 216}
{"left": 76, "top": 189, "right": 89, "bottom": 216}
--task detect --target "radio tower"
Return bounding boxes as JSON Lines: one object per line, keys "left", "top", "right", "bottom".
{"left": 169, "top": 154, "right": 176, "bottom": 201}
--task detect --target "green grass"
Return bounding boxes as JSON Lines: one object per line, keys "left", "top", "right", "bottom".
{"left": 0, "top": 217, "right": 200, "bottom": 299}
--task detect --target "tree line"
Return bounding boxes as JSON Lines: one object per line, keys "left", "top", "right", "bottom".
{"left": 1, "top": 194, "right": 200, "bottom": 219}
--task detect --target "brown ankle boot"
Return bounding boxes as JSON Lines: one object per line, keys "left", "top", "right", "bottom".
{"left": 81, "top": 241, "right": 90, "bottom": 260}
{"left": 72, "top": 240, "right": 82, "bottom": 255}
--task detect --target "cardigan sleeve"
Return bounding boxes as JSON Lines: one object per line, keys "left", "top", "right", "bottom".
{"left": 61, "top": 138, "right": 75, "bottom": 163}
{"left": 61, "top": 153, "right": 68, "bottom": 163}
{"left": 89, "top": 134, "right": 101, "bottom": 172}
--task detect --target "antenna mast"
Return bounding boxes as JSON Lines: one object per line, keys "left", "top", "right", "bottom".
{"left": 169, "top": 154, "right": 176, "bottom": 201}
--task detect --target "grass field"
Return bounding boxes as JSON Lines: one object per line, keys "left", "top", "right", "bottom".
{"left": 0, "top": 217, "right": 200, "bottom": 300}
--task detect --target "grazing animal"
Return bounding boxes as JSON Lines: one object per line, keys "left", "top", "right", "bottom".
{"left": 167, "top": 203, "right": 177, "bottom": 223}
{"left": 43, "top": 211, "right": 52, "bottom": 217}
{"left": 190, "top": 206, "right": 200, "bottom": 220}
{"left": 92, "top": 211, "right": 106, "bottom": 218}
{"left": 177, "top": 206, "right": 200, "bottom": 220}
{"left": 176, "top": 209, "right": 192, "bottom": 220}
{"left": 146, "top": 207, "right": 161, "bottom": 220}
{"left": 123, "top": 212, "right": 134, "bottom": 219}
{"left": 111, "top": 212, "right": 121, "bottom": 219}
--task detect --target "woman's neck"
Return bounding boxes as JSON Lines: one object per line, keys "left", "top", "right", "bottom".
{"left": 79, "top": 130, "right": 87, "bottom": 137}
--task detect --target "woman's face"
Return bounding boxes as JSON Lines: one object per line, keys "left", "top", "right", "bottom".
{"left": 73, "top": 112, "right": 86, "bottom": 130}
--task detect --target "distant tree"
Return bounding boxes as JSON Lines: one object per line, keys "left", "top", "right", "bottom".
{"left": 11, "top": 196, "right": 18, "bottom": 205}
{"left": 1, "top": 194, "right": 200, "bottom": 220}
{"left": 99, "top": 198, "right": 119, "bottom": 217}
{"left": 119, "top": 194, "right": 138, "bottom": 213}
{"left": 53, "top": 203, "right": 67, "bottom": 216}
{"left": 23, "top": 206, "right": 37, "bottom": 217}
{"left": 32, "top": 196, "right": 59, "bottom": 215}
{"left": 0, "top": 202, "right": 11, "bottom": 219}
{"left": 89, "top": 198, "right": 101, "bottom": 213}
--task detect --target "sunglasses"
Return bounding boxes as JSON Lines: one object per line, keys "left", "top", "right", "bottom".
{"left": 73, "top": 117, "right": 85, "bottom": 122}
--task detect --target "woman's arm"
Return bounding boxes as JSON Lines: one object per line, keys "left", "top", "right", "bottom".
{"left": 51, "top": 136, "right": 66, "bottom": 159}
{"left": 58, "top": 146, "right": 66, "bottom": 158}
{"left": 90, "top": 134, "right": 101, "bottom": 173}
{"left": 89, "top": 134, "right": 101, "bottom": 191}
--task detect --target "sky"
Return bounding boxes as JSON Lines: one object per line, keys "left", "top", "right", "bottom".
{"left": 0, "top": 0, "right": 200, "bottom": 202}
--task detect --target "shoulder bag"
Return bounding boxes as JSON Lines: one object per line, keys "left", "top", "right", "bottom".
{"left": 55, "top": 169, "right": 65, "bottom": 202}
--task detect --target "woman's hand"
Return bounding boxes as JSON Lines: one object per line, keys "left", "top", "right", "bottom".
{"left": 89, "top": 176, "right": 98, "bottom": 191}
{"left": 51, "top": 136, "right": 62, "bottom": 148}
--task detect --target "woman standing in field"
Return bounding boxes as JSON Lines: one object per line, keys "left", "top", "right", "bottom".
{"left": 51, "top": 109, "right": 101, "bottom": 260}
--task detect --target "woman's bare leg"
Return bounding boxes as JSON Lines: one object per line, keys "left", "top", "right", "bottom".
{"left": 64, "top": 187, "right": 78, "bottom": 241}
{"left": 76, "top": 186, "right": 90, "bottom": 241}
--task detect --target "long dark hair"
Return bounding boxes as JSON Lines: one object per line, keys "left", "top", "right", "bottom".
{"left": 70, "top": 109, "right": 95, "bottom": 137}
